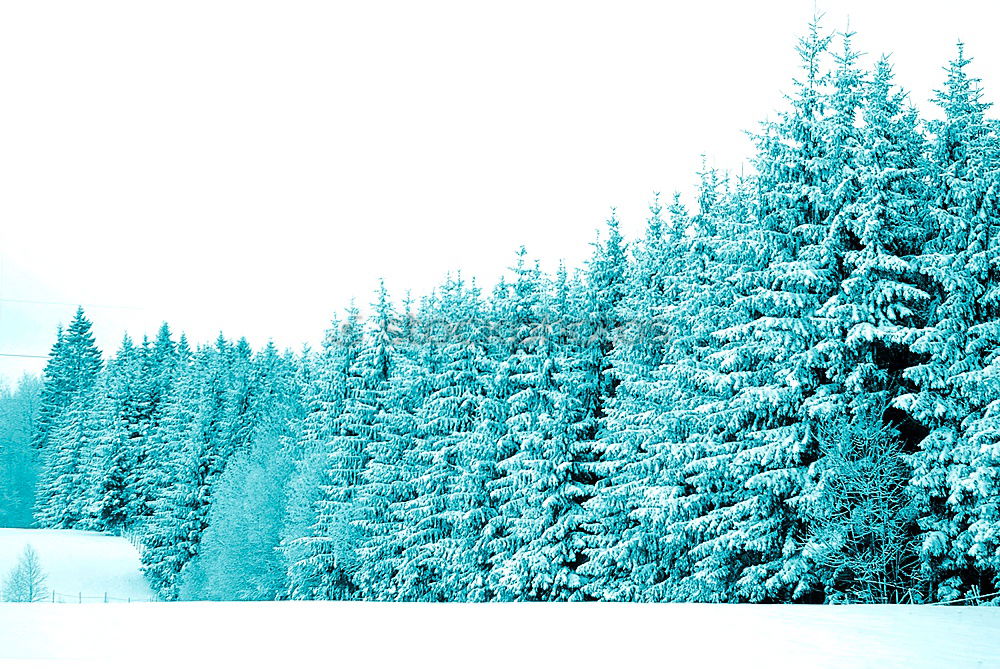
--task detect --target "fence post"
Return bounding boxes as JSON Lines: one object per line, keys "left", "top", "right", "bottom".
{"left": 51, "top": 591, "right": 55, "bottom": 603}
{"left": 104, "top": 592, "right": 108, "bottom": 603}
{"left": 78, "top": 592, "right": 81, "bottom": 604}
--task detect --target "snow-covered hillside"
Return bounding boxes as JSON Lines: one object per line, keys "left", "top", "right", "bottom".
{"left": 0, "top": 528, "right": 154, "bottom": 603}
{"left": 1, "top": 601, "right": 999, "bottom": 667}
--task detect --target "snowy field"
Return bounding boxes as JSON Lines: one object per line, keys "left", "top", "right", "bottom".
{"left": 0, "top": 528, "right": 155, "bottom": 603}
{"left": 1, "top": 601, "right": 999, "bottom": 668}
{"left": 1, "top": 528, "right": 998, "bottom": 667}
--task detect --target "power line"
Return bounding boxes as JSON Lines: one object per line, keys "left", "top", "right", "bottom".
{"left": 0, "top": 353, "right": 48, "bottom": 359}
{"left": 0, "top": 298, "right": 142, "bottom": 310}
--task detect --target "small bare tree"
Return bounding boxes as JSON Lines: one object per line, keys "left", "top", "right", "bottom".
{"left": 808, "top": 407, "right": 919, "bottom": 604}
{"left": 2, "top": 544, "right": 49, "bottom": 602}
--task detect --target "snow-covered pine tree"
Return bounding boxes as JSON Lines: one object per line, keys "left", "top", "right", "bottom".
{"left": 282, "top": 313, "right": 353, "bottom": 598}
{"left": 801, "top": 55, "right": 930, "bottom": 599}
{"left": 582, "top": 196, "right": 673, "bottom": 600}
{"left": 79, "top": 335, "right": 145, "bottom": 531}
{"left": 638, "top": 170, "right": 741, "bottom": 602}
{"left": 34, "top": 384, "right": 103, "bottom": 528}
{"left": 900, "top": 43, "right": 1000, "bottom": 601}
{"left": 139, "top": 344, "right": 207, "bottom": 596}
{"left": 32, "top": 309, "right": 103, "bottom": 455}
{"left": 512, "top": 273, "right": 592, "bottom": 600}
{"left": 478, "top": 248, "right": 588, "bottom": 600}
{"left": 944, "top": 53, "right": 1000, "bottom": 602}
{"left": 353, "top": 281, "right": 421, "bottom": 600}
{"left": 141, "top": 336, "right": 247, "bottom": 598}
{"left": 452, "top": 277, "right": 513, "bottom": 602}
{"left": 394, "top": 274, "right": 488, "bottom": 601}
{"left": 134, "top": 333, "right": 193, "bottom": 535}
{"left": 284, "top": 303, "right": 377, "bottom": 600}
{"left": 479, "top": 248, "right": 542, "bottom": 599}
{"left": 30, "top": 326, "right": 66, "bottom": 455}
{"left": 677, "top": 19, "right": 846, "bottom": 603}
{"left": 221, "top": 337, "right": 256, "bottom": 456}
{"left": 584, "top": 169, "right": 742, "bottom": 601}
{"left": 577, "top": 212, "right": 627, "bottom": 433}
{"left": 556, "top": 213, "right": 629, "bottom": 597}
{"left": 815, "top": 55, "right": 929, "bottom": 419}
{"left": 32, "top": 308, "right": 104, "bottom": 527}
{"left": 123, "top": 324, "right": 183, "bottom": 525}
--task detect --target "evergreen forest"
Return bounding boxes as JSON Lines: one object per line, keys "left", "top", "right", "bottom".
{"left": 6, "top": 21, "right": 1000, "bottom": 604}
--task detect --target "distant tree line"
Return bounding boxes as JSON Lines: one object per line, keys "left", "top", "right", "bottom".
{"left": 14, "top": 21, "right": 1000, "bottom": 604}
{"left": 0, "top": 375, "right": 42, "bottom": 527}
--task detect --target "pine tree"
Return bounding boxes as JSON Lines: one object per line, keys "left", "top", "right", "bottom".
{"left": 32, "top": 309, "right": 104, "bottom": 452}
{"left": 816, "top": 56, "right": 929, "bottom": 419}
{"left": 583, "top": 197, "right": 675, "bottom": 600}
{"left": 34, "top": 385, "right": 102, "bottom": 528}
{"left": 584, "top": 172, "right": 743, "bottom": 601}
{"left": 353, "top": 281, "right": 419, "bottom": 600}
{"left": 31, "top": 309, "right": 104, "bottom": 528}
{"left": 141, "top": 337, "right": 248, "bottom": 598}
{"left": 82, "top": 335, "right": 147, "bottom": 531}
{"left": 140, "top": 347, "right": 206, "bottom": 597}
{"left": 901, "top": 43, "right": 1000, "bottom": 600}
{"left": 676, "top": 19, "right": 846, "bottom": 602}
{"left": 135, "top": 333, "right": 193, "bottom": 536}
{"left": 473, "top": 249, "right": 588, "bottom": 599}
{"left": 30, "top": 326, "right": 66, "bottom": 455}
{"left": 396, "top": 274, "right": 491, "bottom": 601}
{"left": 284, "top": 306, "right": 370, "bottom": 599}
{"left": 124, "top": 323, "right": 182, "bottom": 525}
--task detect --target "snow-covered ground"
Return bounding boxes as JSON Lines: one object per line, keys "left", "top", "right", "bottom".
{"left": 0, "top": 528, "right": 155, "bottom": 603}
{"left": 1, "top": 601, "right": 999, "bottom": 668}
{"left": 1, "top": 529, "right": 998, "bottom": 667}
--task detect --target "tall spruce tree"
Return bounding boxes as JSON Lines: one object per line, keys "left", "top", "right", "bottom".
{"left": 675, "top": 19, "right": 844, "bottom": 603}
{"left": 353, "top": 282, "right": 419, "bottom": 600}
{"left": 395, "top": 274, "right": 489, "bottom": 601}
{"left": 33, "top": 308, "right": 104, "bottom": 528}
{"left": 901, "top": 43, "right": 1000, "bottom": 601}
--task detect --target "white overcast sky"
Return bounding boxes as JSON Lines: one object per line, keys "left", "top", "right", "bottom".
{"left": 1, "top": 0, "right": 998, "bottom": 385}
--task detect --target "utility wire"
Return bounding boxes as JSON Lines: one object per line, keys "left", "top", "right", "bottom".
{"left": 0, "top": 297, "right": 142, "bottom": 310}
{"left": 0, "top": 264, "right": 138, "bottom": 364}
